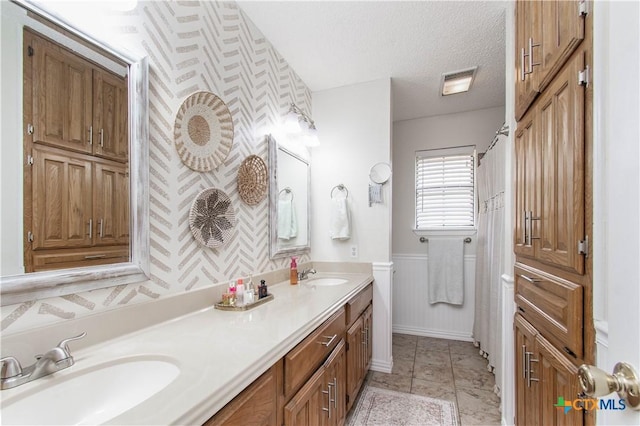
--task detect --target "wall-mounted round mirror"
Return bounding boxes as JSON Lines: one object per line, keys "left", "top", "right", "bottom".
{"left": 369, "top": 162, "right": 392, "bottom": 184}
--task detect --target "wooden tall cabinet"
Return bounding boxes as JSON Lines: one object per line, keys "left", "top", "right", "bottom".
{"left": 23, "top": 28, "right": 129, "bottom": 272}
{"left": 513, "top": 1, "right": 592, "bottom": 425}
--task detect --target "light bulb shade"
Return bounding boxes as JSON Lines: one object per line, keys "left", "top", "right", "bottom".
{"left": 284, "top": 111, "right": 301, "bottom": 133}
{"left": 303, "top": 126, "right": 320, "bottom": 147}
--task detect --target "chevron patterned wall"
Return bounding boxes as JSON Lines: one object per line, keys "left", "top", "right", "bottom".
{"left": 1, "top": 1, "right": 312, "bottom": 332}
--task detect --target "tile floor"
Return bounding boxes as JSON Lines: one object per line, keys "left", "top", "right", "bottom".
{"left": 365, "top": 333, "right": 501, "bottom": 425}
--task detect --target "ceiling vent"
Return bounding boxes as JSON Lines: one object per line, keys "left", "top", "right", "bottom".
{"left": 440, "top": 67, "right": 478, "bottom": 96}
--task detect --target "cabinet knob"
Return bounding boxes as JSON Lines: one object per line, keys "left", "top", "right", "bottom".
{"left": 578, "top": 363, "right": 640, "bottom": 409}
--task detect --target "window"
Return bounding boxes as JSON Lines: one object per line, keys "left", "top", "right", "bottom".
{"left": 415, "top": 146, "right": 476, "bottom": 230}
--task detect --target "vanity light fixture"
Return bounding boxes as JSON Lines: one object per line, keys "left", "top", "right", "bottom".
{"left": 284, "top": 103, "right": 319, "bottom": 147}
{"left": 440, "top": 66, "right": 478, "bottom": 96}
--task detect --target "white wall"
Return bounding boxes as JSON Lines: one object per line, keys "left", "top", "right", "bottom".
{"left": 311, "top": 79, "right": 392, "bottom": 263}
{"left": 392, "top": 106, "right": 505, "bottom": 255}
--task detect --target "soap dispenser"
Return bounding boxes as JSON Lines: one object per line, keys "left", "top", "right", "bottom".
{"left": 290, "top": 257, "right": 298, "bottom": 285}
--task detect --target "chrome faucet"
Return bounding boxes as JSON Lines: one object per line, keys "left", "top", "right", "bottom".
{"left": 298, "top": 268, "right": 317, "bottom": 281}
{"left": 0, "top": 332, "right": 86, "bottom": 390}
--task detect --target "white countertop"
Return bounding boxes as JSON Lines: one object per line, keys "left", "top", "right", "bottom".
{"left": 0, "top": 271, "right": 373, "bottom": 425}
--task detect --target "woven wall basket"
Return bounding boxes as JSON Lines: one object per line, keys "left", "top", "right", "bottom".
{"left": 237, "top": 155, "right": 268, "bottom": 205}
{"left": 174, "top": 91, "right": 234, "bottom": 172}
{"left": 189, "top": 188, "right": 236, "bottom": 248}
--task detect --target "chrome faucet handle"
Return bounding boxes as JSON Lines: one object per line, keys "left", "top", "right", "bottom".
{"left": 1, "top": 357, "right": 22, "bottom": 379}
{"left": 56, "top": 332, "right": 87, "bottom": 356}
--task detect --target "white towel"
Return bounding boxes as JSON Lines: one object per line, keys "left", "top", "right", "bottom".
{"left": 427, "top": 238, "right": 464, "bottom": 305}
{"left": 277, "top": 199, "right": 297, "bottom": 240}
{"left": 329, "top": 197, "right": 351, "bottom": 240}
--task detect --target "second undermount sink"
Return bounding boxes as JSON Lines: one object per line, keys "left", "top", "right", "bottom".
{"left": 307, "top": 277, "right": 349, "bottom": 286}
{"left": 1, "top": 357, "right": 180, "bottom": 425}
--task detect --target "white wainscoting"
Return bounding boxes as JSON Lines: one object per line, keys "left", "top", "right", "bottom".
{"left": 500, "top": 274, "right": 515, "bottom": 426}
{"left": 371, "top": 262, "right": 394, "bottom": 373}
{"left": 392, "top": 254, "right": 476, "bottom": 341}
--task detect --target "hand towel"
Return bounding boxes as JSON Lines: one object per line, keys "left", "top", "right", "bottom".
{"left": 330, "top": 197, "right": 351, "bottom": 240}
{"left": 277, "top": 199, "right": 297, "bottom": 240}
{"left": 427, "top": 238, "right": 464, "bottom": 305}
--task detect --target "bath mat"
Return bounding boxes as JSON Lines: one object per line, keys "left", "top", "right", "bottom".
{"left": 347, "top": 386, "right": 459, "bottom": 426}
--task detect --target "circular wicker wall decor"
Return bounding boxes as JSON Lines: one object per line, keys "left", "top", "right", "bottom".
{"left": 237, "top": 155, "right": 268, "bottom": 205}
{"left": 174, "top": 91, "right": 234, "bottom": 172}
{"left": 189, "top": 188, "right": 236, "bottom": 248}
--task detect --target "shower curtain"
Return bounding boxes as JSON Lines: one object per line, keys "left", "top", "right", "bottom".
{"left": 473, "top": 133, "right": 506, "bottom": 396}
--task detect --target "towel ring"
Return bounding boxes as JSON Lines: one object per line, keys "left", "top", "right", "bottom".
{"left": 419, "top": 237, "right": 472, "bottom": 244}
{"left": 279, "top": 187, "right": 293, "bottom": 201}
{"left": 331, "top": 184, "right": 349, "bottom": 199}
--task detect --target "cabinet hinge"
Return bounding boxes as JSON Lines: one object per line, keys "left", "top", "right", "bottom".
{"left": 346, "top": 342, "right": 350, "bottom": 351}
{"left": 26, "top": 154, "right": 34, "bottom": 166}
{"left": 27, "top": 45, "right": 34, "bottom": 57}
{"left": 346, "top": 394, "right": 350, "bottom": 404}
{"left": 27, "top": 123, "right": 34, "bottom": 135}
{"left": 578, "top": 0, "right": 588, "bottom": 17}
{"left": 578, "top": 66, "right": 590, "bottom": 87}
{"left": 578, "top": 236, "right": 589, "bottom": 257}
{"left": 27, "top": 231, "right": 34, "bottom": 243}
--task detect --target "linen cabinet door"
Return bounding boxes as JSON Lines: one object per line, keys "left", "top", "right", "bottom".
{"left": 31, "top": 146, "right": 93, "bottom": 250}
{"left": 94, "top": 161, "right": 129, "bottom": 246}
{"left": 514, "top": 111, "right": 539, "bottom": 259}
{"left": 515, "top": 0, "right": 542, "bottom": 119}
{"left": 28, "top": 30, "right": 93, "bottom": 154}
{"left": 363, "top": 304, "right": 373, "bottom": 372}
{"left": 93, "top": 69, "right": 128, "bottom": 162}
{"left": 537, "top": 50, "right": 586, "bottom": 275}
{"left": 515, "top": 314, "right": 540, "bottom": 426}
{"left": 536, "top": 335, "right": 583, "bottom": 426}
{"left": 537, "top": 0, "right": 586, "bottom": 90}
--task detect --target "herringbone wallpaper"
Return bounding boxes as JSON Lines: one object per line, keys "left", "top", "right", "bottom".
{"left": 1, "top": 1, "right": 311, "bottom": 332}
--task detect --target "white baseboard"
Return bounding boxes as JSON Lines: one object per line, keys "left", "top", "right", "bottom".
{"left": 370, "top": 358, "right": 393, "bottom": 374}
{"left": 392, "top": 325, "right": 473, "bottom": 342}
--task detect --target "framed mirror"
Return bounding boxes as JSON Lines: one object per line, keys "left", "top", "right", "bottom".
{"left": 268, "top": 135, "right": 310, "bottom": 259}
{"left": 0, "top": 0, "right": 149, "bottom": 306}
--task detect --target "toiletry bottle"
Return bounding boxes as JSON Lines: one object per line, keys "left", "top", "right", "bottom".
{"left": 229, "top": 286, "right": 236, "bottom": 307}
{"left": 290, "top": 257, "right": 298, "bottom": 285}
{"left": 236, "top": 278, "right": 244, "bottom": 306}
{"left": 259, "top": 280, "right": 268, "bottom": 299}
{"left": 244, "top": 283, "right": 254, "bottom": 304}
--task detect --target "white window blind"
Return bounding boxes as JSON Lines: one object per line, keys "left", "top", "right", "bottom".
{"left": 415, "top": 148, "right": 475, "bottom": 229}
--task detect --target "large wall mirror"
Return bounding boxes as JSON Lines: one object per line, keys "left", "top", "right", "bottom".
{"left": 0, "top": 0, "right": 149, "bottom": 305}
{"left": 268, "top": 135, "right": 310, "bottom": 259}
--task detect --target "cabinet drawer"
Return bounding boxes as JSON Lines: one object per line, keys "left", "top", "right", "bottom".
{"left": 515, "top": 265, "right": 583, "bottom": 358}
{"left": 32, "top": 246, "right": 128, "bottom": 272}
{"left": 284, "top": 307, "right": 345, "bottom": 398}
{"left": 346, "top": 283, "right": 372, "bottom": 326}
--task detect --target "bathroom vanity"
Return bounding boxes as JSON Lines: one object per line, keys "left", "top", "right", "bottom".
{"left": 0, "top": 264, "right": 373, "bottom": 425}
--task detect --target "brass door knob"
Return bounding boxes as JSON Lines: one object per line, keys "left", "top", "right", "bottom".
{"left": 578, "top": 363, "right": 640, "bottom": 409}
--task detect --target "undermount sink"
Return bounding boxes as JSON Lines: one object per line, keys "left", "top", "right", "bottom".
{"left": 1, "top": 357, "right": 180, "bottom": 425}
{"left": 307, "top": 277, "right": 349, "bottom": 286}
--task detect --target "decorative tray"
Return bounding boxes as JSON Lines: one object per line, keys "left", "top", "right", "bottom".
{"left": 214, "top": 293, "right": 274, "bottom": 311}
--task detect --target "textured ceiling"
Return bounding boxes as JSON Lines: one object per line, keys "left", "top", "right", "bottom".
{"left": 238, "top": 1, "right": 507, "bottom": 122}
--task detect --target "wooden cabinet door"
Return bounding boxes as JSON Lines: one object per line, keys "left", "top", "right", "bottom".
{"left": 28, "top": 30, "right": 92, "bottom": 154}
{"left": 515, "top": 314, "right": 540, "bottom": 426}
{"left": 363, "top": 304, "right": 373, "bottom": 372}
{"left": 94, "top": 161, "right": 129, "bottom": 246}
{"left": 93, "top": 69, "right": 128, "bottom": 162}
{"left": 345, "top": 317, "right": 363, "bottom": 412}
{"left": 284, "top": 367, "right": 328, "bottom": 426}
{"left": 514, "top": 110, "right": 539, "bottom": 259}
{"left": 537, "top": 0, "right": 585, "bottom": 90}
{"left": 536, "top": 334, "right": 583, "bottom": 426}
{"left": 537, "top": 50, "right": 586, "bottom": 275}
{"left": 515, "top": 0, "right": 542, "bottom": 120}
{"left": 31, "top": 146, "right": 93, "bottom": 249}
{"left": 323, "top": 340, "right": 346, "bottom": 426}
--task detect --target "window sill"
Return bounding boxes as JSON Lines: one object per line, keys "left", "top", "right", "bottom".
{"left": 412, "top": 229, "right": 477, "bottom": 238}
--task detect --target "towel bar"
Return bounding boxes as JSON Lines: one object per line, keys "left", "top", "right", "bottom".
{"left": 419, "top": 237, "right": 472, "bottom": 244}
{"left": 331, "top": 184, "right": 349, "bottom": 198}
{"left": 279, "top": 187, "right": 293, "bottom": 200}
